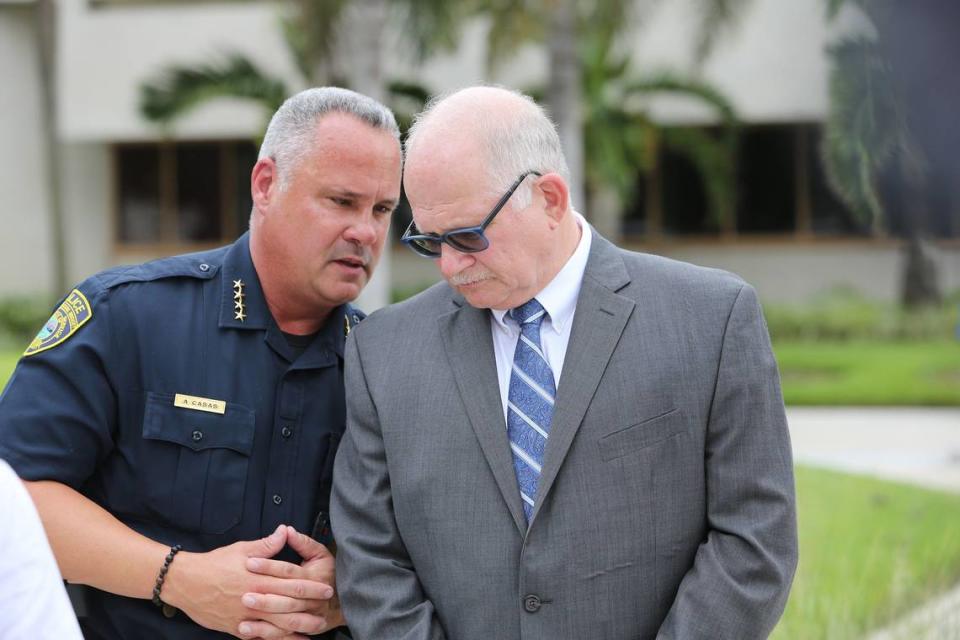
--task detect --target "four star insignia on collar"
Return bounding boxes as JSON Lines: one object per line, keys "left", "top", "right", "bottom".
{"left": 233, "top": 279, "right": 246, "bottom": 322}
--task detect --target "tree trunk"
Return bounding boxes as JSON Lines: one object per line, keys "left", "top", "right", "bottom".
{"left": 547, "top": 0, "right": 585, "bottom": 213}
{"left": 587, "top": 182, "right": 622, "bottom": 243}
{"left": 339, "top": 0, "right": 388, "bottom": 102}
{"left": 897, "top": 147, "right": 942, "bottom": 308}
{"left": 901, "top": 236, "right": 942, "bottom": 308}
{"left": 35, "top": 0, "right": 67, "bottom": 297}
{"left": 339, "top": 0, "right": 392, "bottom": 312}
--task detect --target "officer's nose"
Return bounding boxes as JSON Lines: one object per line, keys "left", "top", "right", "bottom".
{"left": 438, "top": 244, "right": 475, "bottom": 280}
{"left": 344, "top": 216, "right": 379, "bottom": 247}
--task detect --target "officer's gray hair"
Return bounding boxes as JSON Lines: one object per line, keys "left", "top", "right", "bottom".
{"left": 406, "top": 86, "right": 569, "bottom": 209}
{"left": 259, "top": 87, "right": 400, "bottom": 191}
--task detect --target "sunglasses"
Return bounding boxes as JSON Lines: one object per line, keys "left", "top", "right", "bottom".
{"left": 401, "top": 171, "right": 542, "bottom": 258}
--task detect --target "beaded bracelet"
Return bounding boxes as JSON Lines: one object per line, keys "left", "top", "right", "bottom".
{"left": 152, "top": 544, "right": 182, "bottom": 618}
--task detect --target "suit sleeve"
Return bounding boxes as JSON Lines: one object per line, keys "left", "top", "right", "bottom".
{"left": 330, "top": 330, "right": 446, "bottom": 640}
{"left": 656, "top": 283, "right": 798, "bottom": 639}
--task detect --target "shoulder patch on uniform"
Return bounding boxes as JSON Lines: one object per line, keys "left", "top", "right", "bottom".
{"left": 23, "top": 289, "right": 93, "bottom": 357}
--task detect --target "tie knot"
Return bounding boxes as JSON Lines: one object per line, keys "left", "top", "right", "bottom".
{"left": 510, "top": 299, "right": 547, "bottom": 326}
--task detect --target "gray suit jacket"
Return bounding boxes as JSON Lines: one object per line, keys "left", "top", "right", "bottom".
{"left": 331, "top": 230, "right": 797, "bottom": 640}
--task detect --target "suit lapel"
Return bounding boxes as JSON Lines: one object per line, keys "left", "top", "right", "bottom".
{"left": 439, "top": 300, "right": 528, "bottom": 534}
{"left": 531, "top": 232, "right": 634, "bottom": 524}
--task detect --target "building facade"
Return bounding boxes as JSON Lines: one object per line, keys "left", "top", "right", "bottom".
{"left": 1, "top": 0, "right": 957, "bottom": 307}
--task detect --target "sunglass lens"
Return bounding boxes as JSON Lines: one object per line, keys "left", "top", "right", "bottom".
{"left": 447, "top": 231, "right": 488, "bottom": 253}
{"left": 412, "top": 237, "right": 441, "bottom": 257}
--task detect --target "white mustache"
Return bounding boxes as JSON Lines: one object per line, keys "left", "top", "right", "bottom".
{"left": 449, "top": 270, "right": 492, "bottom": 286}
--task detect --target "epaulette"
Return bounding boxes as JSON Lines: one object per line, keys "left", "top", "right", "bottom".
{"left": 24, "top": 249, "right": 226, "bottom": 357}
{"left": 91, "top": 248, "right": 227, "bottom": 294}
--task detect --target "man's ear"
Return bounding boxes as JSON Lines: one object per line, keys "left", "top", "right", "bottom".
{"left": 251, "top": 157, "right": 278, "bottom": 212}
{"left": 536, "top": 173, "right": 570, "bottom": 226}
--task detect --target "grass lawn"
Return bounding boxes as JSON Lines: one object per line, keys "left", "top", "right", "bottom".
{"left": 773, "top": 466, "right": 960, "bottom": 639}
{"left": 0, "top": 349, "right": 19, "bottom": 390}
{"left": 775, "top": 341, "right": 960, "bottom": 406}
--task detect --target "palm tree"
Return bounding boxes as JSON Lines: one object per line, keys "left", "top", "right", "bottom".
{"left": 821, "top": 0, "right": 942, "bottom": 307}
{"left": 139, "top": 0, "right": 458, "bottom": 310}
{"left": 33, "top": 0, "right": 67, "bottom": 297}
{"left": 476, "top": 0, "right": 750, "bottom": 240}
{"left": 577, "top": 21, "right": 738, "bottom": 242}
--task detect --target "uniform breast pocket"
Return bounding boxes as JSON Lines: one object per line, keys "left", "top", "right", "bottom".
{"left": 141, "top": 391, "right": 255, "bottom": 534}
{"left": 597, "top": 407, "right": 684, "bottom": 462}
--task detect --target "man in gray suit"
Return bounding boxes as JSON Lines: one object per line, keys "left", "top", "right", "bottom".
{"left": 331, "top": 86, "right": 797, "bottom": 639}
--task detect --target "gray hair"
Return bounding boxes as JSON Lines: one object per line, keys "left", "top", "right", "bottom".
{"left": 406, "top": 86, "right": 570, "bottom": 209}
{"left": 259, "top": 87, "right": 400, "bottom": 190}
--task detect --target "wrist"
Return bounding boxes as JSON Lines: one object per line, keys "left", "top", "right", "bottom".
{"left": 156, "top": 549, "right": 197, "bottom": 613}
{"left": 152, "top": 544, "right": 183, "bottom": 617}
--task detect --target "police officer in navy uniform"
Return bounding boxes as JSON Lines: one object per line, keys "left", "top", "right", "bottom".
{"left": 0, "top": 87, "right": 402, "bottom": 639}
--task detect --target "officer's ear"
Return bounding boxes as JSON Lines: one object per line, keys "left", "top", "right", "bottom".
{"left": 251, "top": 157, "right": 278, "bottom": 211}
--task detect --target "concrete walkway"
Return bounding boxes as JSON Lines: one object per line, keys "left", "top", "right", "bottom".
{"left": 788, "top": 407, "right": 960, "bottom": 493}
{"left": 867, "top": 584, "right": 960, "bottom": 640}
{"left": 786, "top": 407, "right": 960, "bottom": 639}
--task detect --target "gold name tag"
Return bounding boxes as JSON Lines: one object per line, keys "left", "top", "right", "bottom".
{"left": 173, "top": 393, "right": 226, "bottom": 415}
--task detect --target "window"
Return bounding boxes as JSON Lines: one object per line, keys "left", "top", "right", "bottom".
{"left": 621, "top": 122, "right": 885, "bottom": 240}
{"left": 114, "top": 140, "right": 256, "bottom": 246}
{"left": 736, "top": 126, "right": 796, "bottom": 234}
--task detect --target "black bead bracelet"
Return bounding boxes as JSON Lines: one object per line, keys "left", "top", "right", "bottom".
{"left": 152, "top": 544, "right": 182, "bottom": 617}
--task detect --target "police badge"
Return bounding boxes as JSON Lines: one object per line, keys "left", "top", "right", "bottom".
{"left": 23, "top": 289, "right": 93, "bottom": 356}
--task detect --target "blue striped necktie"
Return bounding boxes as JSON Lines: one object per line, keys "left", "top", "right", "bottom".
{"left": 507, "top": 298, "right": 555, "bottom": 522}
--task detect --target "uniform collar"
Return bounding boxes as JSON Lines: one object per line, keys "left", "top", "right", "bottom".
{"left": 220, "top": 232, "right": 271, "bottom": 330}
{"left": 219, "top": 232, "right": 350, "bottom": 365}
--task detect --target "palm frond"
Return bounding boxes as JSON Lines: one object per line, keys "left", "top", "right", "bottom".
{"left": 399, "top": 0, "right": 472, "bottom": 61}
{"left": 693, "top": 0, "right": 754, "bottom": 63}
{"left": 820, "top": 35, "right": 907, "bottom": 225}
{"left": 387, "top": 80, "right": 433, "bottom": 134}
{"left": 139, "top": 53, "right": 289, "bottom": 125}
{"left": 660, "top": 127, "right": 736, "bottom": 229}
{"left": 480, "top": 0, "right": 545, "bottom": 73}
{"left": 625, "top": 73, "right": 738, "bottom": 129}
{"left": 624, "top": 73, "right": 739, "bottom": 165}
{"left": 280, "top": 0, "right": 350, "bottom": 85}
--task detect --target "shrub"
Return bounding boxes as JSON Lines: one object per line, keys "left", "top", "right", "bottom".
{"left": 0, "top": 296, "right": 55, "bottom": 347}
{"left": 763, "top": 288, "right": 960, "bottom": 342}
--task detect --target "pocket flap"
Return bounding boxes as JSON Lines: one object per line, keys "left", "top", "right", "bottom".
{"left": 598, "top": 407, "right": 683, "bottom": 462}
{"left": 143, "top": 391, "right": 255, "bottom": 455}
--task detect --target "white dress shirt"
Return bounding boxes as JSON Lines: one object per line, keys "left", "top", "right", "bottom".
{"left": 0, "top": 459, "right": 83, "bottom": 639}
{"left": 490, "top": 211, "right": 592, "bottom": 425}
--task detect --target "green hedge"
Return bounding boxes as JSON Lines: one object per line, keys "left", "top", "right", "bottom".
{"left": 0, "top": 295, "right": 54, "bottom": 348}
{"left": 764, "top": 288, "right": 960, "bottom": 342}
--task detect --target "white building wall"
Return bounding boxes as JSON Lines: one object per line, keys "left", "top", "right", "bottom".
{"left": 632, "top": 0, "right": 830, "bottom": 124}
{"left": 55, "top": 0, "right": 833, "bottom": 140}
{"left": 58, "top": 0, "right": 298, "bottom": 141}
{"left": 1, "top": 0, "right": 952, "bottom": 305}
{"left": 0, "top": 6, "right": 54, "bottom": 297}
{"left": 60, "top": 143, "right": 112, "bottom": 286}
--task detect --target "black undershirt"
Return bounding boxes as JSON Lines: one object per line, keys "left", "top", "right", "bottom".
{"left": 281, "top": 330, "right": 319, "bottom": 359}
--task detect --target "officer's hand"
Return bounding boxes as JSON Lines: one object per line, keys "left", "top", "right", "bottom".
{"left": 162, "top": 525, "right": 332, "bottom": 639}
{"left": 238, "top": 526, "right": 344, "bottom": 638}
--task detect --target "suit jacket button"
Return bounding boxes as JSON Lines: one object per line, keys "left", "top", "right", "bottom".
{"left": 523, "top": 594, "right": 541, "bottom": 613}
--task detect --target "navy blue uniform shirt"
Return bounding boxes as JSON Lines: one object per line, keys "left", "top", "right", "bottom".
{"left": 0, "top": 233, "right": 358, "bottom": 639}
